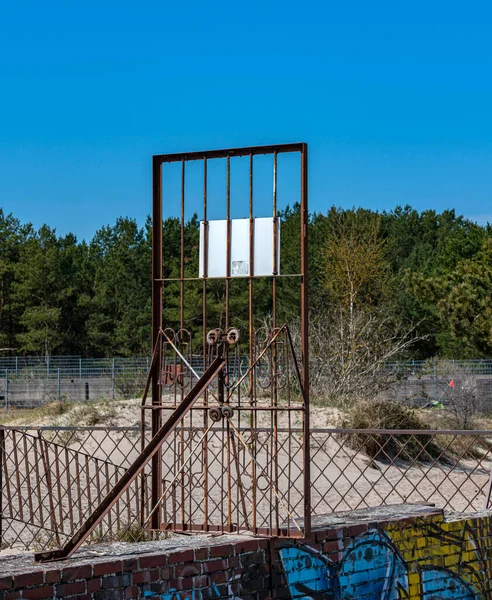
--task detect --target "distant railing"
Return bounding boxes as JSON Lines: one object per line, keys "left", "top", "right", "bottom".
{"left": 1, "top": 356, "right": 492, "bottom": 408}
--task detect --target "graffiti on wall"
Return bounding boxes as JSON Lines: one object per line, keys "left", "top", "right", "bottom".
{"left": 280, "top": 516, "right": 492, "bottom": 600}
{"left": 144, "top": 516, "right": 492, "bottom": 600}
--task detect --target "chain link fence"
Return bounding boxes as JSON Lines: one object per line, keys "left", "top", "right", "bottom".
{"left": 2, "top": 356, "right": 492, "bottom": 409}
{"left": 2, "top": 426, "right": 492, "bottom": 552}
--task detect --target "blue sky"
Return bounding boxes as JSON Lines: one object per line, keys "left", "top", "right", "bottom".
{"left": 0, "top": 0, "right": 491, "bottom": 240}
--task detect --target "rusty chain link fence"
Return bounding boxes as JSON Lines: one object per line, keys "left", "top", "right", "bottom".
{"left": 2, "top": 426, "right": 492, "bottom": 552}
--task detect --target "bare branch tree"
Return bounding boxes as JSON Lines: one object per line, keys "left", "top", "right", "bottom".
{"left": 289, "top": 308, "right": 424, "bottom": 407}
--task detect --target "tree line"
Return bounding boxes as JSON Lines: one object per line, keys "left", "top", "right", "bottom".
{"left": 1, "top": 204, "right": 491, "bottom": 359}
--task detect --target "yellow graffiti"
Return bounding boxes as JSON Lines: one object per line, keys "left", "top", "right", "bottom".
{"left": 386, "top": 513, "right": 492, "bottom": 598}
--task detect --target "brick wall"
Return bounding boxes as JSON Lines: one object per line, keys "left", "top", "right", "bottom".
{"left": 1, "top": 505, "right": 491, "bottom": 599}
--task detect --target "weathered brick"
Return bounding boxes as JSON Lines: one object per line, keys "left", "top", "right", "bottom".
{"left": 323, "top": 540, "right": 340, "bottom": 556}
{"left": 101, "top": 573, "right": 131, "bottom": 590}
{"left": 236, "top": 540, "right": 259, "bottom": 554}
{"left": 22, "top": 587, "right": 55, "bottom": 600}
{"left": 13, "top": 572, "right": 44, "bottom": 589}
{"left": 124, "top": 587, "right": 138, "bottom": 599}
{"left": 122, "top": 558, "right": 138, "bottom": 573}
{"left": 174, "top": 563, "right": 201, "bottom": 578}
{"left": 150, "top": 581, "right": 168, "bottom": 594}
{"left": 87, "top": 578, "right": 101, "bottom": 593}
{"left": 192, "top": 574, "right": 209, "bottom": 588}
{"left": 159, "top": 566, "right": 172, "bottom": 580}
{"left": 45, "top": 570, "right": 62, "bottom": 585}
{"left": 61, "top": 565, "right": 92, "bottom": 582}
{"left": 194, "top": 547, "right": 208, "bottom": 561}
{"left": 240, "top": 551, "right": 264, "bottom": 568}
{"left": 0, "top": 577, "right": 13, "bottom": 591}
{"left": 56, "top": 581, "right": 86, "bottom": 597}
{"left": 133, "top": 571, "right": 150, "bottom": 585}
{"left": 139, "top": 555, "right": 168, "bottom": 569}
{"left": 93, "top": 561, "right": 123, "bottom": 577}
{"left": 201, "top": 559, "right": 228, "bottom": 574}
{"left": 347, "top": 524, "right": 368, "bottom": 538}
{"left": 209, "top": 544, "right": 235, "bottom": 558}
{"left": 167, "top": 549, "right": 194, "bottom": 565}
{"left": 94, "top": 591, "right": 123, "bottom": 600}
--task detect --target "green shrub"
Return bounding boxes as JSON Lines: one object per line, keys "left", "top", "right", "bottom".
{"left": 341, "top": 398, "right": 443, "bottom": 461}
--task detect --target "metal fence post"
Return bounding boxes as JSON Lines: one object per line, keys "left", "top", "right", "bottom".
{"left": 0, "top": 428, "right": 4, "bottom": 547}
{"left": 57, "top": 368, "right": 61, "bottom": 401}
{"left": 112, "top": 358, "right": 115, "bottom": 400}
{"left": 433, "top": 363, "right": 438, "bottom": 401}
{"left": 79, "top": 358, "right": 82, "bottom": 379}
{"left": 5, "top": 370, "right": 8, "bottom": 412}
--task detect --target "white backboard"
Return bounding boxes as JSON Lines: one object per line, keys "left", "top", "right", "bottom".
{"left": 199, "top": 217, "right": 280, "bottom": 278}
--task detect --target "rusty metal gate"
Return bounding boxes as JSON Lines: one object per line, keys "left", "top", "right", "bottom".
{"left": 146, "top": 143, "right": 310, "bottom": 537}
{"left": 35, "top": 143, "right": 310, "bottom": 562}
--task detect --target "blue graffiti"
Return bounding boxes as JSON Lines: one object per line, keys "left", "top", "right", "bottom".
{"left": 280, "top": 546, "right": 334, "bottom": 599}
{"left": 337, "top": 532, "right": 407, "bottom": 600}
{"left": 279, "top": 530, "right": 479, "bottom": 600}
{"left": 141, "top": 529, "right": 482, "bottom": 600}
{"left": 421, "top": 568, "right": 479, "bottom": 600}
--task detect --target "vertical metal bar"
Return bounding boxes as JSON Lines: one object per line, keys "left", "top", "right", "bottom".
{"left": 180, "top": 159, "right": 186, "bottom": 528}
{"left": 55, "top": 446, "right": 63, "bottom": 529}
{"left": 75, "top": 453, "right": 83, "bottom": 524}
{"left": 151, "top": 155, "right": 163, "bottom": 529}
{"left": 272, "top": 150, "right": 279, "bottom": 534}
{"left": 95, "top": 461, "right": 102, "bottom": 538}
{"left": 225, "top": 156, "right": 232, "bottom": 531}
{"left": 11, "top": 431, "right": 23, "bottom": 521}
{"left": 300, "top": 143, "right": 311, "bottom": 538}
{"left": 22, "top": 434, "right": 33, "bottom": 519}
{"left": 105, "top": 462, "right": 112, "bottom": 532}
{"left": 202, "top": 157, "right": 209, "bottom": 531}
{"left": 65, "top": 447, "right": 73, "bottom": 535}
{"left": 225, "top": 155, "right": 231, "bottom": 334}
{"left": 33, "top": 439, "right": 44, "bottom": 527}
{"left": 248, "top": 153, "right": 256, "bottom": 532}
{"left": 39, "top": 437, "right": 60, "bottom": 544}
{"left": 2, "top": 431, "right": 12, "bottom": 520}
{"left": 85, "top": 455, "right": 92, "bottom": 517}
{"left": 5, "top": 370, "right": 8, "bottom": 411}
{"left": 180, "top": 159, "right": 185, "bottom": 333}
{"left": 112, "top": 358, "right": 115, "bottom": 400}
{"left": 0, "top": 429, "right": 3, "bottom": 547}
{"left": 57, "top": 368, "right": 61, "bottom": 401}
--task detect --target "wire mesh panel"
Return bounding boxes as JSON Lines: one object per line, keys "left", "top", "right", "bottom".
{"left": 310, "top": 429, "right": 492, "bottom": 515}
{"left": 2, "top": 426, "right": 492, "bottom": 552}
{"left": 1, "top": 427, "right": 149, "bottom": 551}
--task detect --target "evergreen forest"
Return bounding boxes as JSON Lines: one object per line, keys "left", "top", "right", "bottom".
{"left": 1, "top": 204, "right": 491, "bottom": 360}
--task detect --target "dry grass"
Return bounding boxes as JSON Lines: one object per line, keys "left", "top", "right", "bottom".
{"left": 0, "top": 400, "right": 72, "bottom": 426}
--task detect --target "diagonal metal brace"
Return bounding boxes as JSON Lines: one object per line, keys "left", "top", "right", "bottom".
{"left": 34, "top": 356, "right": 226, "bottom": 562}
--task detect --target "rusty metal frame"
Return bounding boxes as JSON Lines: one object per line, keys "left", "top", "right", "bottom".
{"left": 150, "top": 143, "right": 311, "bottom": 537}
{"left": 34, "top": 356, "right": 226, "bottom": 562}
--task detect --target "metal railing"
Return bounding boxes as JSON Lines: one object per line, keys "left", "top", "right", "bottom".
{"left": 1, "top": 426, "right": 492, "bottom": 551}
{"left": 3, "top": 356, "right": 492, "bottom": 408}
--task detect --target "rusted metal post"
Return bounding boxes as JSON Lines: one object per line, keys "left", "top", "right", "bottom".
{"left": 151, "top": 155, "right": 163, "bottom": 529}
{"left": 300, "top": 143, "right": 311, "bottom": 538}
{"left": 0, "top": 428, "right": 4, "bottom": 546}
